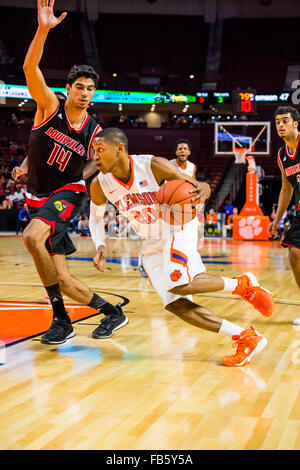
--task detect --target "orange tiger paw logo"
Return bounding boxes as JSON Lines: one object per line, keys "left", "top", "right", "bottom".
{"left": 170, "top": 269, "right": 182, "bottom": 282}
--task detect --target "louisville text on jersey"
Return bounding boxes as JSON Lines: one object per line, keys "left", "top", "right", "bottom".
{"left": 45, "top": 127, "right": 86, "bottom": 157}
{"left": 285, "top": 162, "right": 300, "bottom": 177}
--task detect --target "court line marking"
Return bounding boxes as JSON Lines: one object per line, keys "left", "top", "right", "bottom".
{"left": 0, "top": 281, "right": 298, "bottom": 306}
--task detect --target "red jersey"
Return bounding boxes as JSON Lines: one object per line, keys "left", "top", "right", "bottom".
{"left": 27, "top": 99, "right": 101, "bottom": 197}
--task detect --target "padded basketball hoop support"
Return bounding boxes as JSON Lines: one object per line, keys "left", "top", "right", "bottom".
{"left": 232, "top": 156, "right": 270, "bottom": 241}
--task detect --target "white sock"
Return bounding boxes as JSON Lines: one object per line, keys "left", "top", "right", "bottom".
{"left": 219, "top": 319, "right": 244, "bottom": 338}
{"left": 221, "top": 277, "right": 238, "bottom": 292}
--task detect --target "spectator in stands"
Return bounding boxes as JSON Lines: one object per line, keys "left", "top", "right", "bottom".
{"left": 77, "top": 213, "right": 90, "bottom": 237}
{"left": 9, "top": 183, "right": 25, "bottom": 208}
{"left": 222, "top": 207, "right": 239, "bottom": 238}
{"left": 116, "top": 215, "right": 131, "bottom": 238}
{"left": 10, "top": 113, "right": 19, "bottom": 129}
{"left": 0, "top": 196, "right": 14, "bottom": 210}
{"left": 223, "top": 199, "right": 234, "bottom": 218}
{"left": 205, "top": 208, "right": 218, "bottom": 232}
{"left": 105, "top": 208, "right": 118, "bottom": 237}
{"left": 69, "top": 215, "right": 80, "bottom": 233}
{"left": 0, "top": 182, "right": 6, "bottom": 202}
{"left": 16, "top": 204, "right": 30, "bottom": 234}
{"left": 287, "top": 204, "right": 297, "bottom": 225}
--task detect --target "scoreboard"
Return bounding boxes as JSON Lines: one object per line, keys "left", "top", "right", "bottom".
{"left": 232, "top": 89, "right": 291, "bottom": 114}
{"left": 0, "top": 83, "right": 293, "bottom": 110}
{"left": 232, "top": 89, "right": 257, "bottom": 114}
{"left": 196, "top": 91, "right": 231, "bottom": 105}
{"left": 196, "top": 89, "right": 291, "bottom": 114}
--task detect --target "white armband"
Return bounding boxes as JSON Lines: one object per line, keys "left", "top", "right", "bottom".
{"left": 89, "top": 201, "right": 106, "bottom": 249}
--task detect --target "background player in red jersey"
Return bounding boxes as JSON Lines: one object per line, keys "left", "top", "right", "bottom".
{"left": 12, "top": 0, "right": 128, "bottom": 345}
{"left": 269, "top": 106, "right": 300, "bottom": 325}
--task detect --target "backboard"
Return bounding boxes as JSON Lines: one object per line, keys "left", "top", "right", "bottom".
{"left": 214, "top": 121, "right": 271, "bottom": 156}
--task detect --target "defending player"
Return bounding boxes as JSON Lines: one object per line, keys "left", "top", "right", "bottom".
{"left": 269, "top": 106, "right": 300, "bottom": 325}
{"left": 12, "top": 0, "right": 128, "bottom": 345}
{"left": 170, "top": 139, "right": 196, "bottom": 178}
{"left": 89, "top": 127, "right": 273, "bottom": 366}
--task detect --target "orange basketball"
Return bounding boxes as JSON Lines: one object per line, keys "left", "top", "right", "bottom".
{"left": 155, "top": 179, "right": 199, "bottom": 226}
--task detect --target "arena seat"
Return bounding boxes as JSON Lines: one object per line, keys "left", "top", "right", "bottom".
{"left": 218, "top": 18, "right": 299, "bottom": 91}
{"left": 0, "top": 7, "right": 86, "bottom": 80}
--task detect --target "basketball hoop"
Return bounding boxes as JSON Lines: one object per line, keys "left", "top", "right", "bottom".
{"left": 233, "top": 147, "right": 248, "bottom": 164}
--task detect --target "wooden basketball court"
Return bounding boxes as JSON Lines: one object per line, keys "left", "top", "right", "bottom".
{"left": 0, "top": 234, "right": 300, "bottom": 450}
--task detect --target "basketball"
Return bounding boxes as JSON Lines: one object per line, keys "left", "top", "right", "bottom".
{"left": 155, "top": 179, "right": 199, "bottom": 226}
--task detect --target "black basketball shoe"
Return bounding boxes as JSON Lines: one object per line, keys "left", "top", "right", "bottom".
{"left": 92, "top": 305, "right": 128, "bottom": 339}
{"left": 41, "top": 316, "right": 75, "bottom": 344}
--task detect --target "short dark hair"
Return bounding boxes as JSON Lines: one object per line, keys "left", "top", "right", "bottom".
{"left": 95, "top": 127, "right": 128, "bottom": 152}
{"left": 274, "top": 106, "right": 300, "bottom": 122}
{"left": 175, "top": 139, "right": 192, "bottom": 151}
{"left": 67, "top": 65, "right": 99, "bottom": 88}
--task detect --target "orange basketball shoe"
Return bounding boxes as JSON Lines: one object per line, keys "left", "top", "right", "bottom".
{"left": 222, "top": 326, "right": 267, "bottom": 367}
{"left": 232, "top": 272, "right": 273, "bottom": 317}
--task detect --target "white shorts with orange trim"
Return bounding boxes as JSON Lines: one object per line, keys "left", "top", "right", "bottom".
{"left": 142, "top": 218, "right": 205, "bottom": 307}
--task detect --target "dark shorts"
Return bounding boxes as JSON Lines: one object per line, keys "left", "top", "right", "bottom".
{"left": 28, "top": 190, "right": 85, "bottom": 255}
{"left": 282, "top": 214, "right": 300, "bottom": 250}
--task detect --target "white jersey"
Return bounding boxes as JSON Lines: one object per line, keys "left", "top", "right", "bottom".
{"left": 98, "top": 154, "right": 185, "bottom": 240}
{"left": 170, "top": 158, "right": 195, "bottom": 177}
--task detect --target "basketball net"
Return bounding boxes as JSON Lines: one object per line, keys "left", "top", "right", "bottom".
{"left": 233, "top": 147, "right": 248, "bottom": 164}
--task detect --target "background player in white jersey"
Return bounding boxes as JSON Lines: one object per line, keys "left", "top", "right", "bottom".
{"left": 89, "top": 128, "right": 273, "bottom": 366}
{"left": 170, "top": 139, "right": 202, "bottom": 248}
{"left": 170, "top": 139, "right": 196, "bottom": 178}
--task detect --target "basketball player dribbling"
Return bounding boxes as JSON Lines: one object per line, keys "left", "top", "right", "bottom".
{"left": 269, "top": 106, "right": 300, "bottom": 325}
{"left": 11, "top": 0, "right": 128, "bottom": 344}
{"left": 170, "top": 139, "right": 196, "bottom": 178}
{"left": 89, "top": 127, "right": 274, "bottom": 366}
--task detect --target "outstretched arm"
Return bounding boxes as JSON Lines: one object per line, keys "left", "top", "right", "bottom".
{"left": 89, "top": 176, "right": 108, "bottom": 272}
{"left": 23, "top": 1, "right": 67, "bottom": 118}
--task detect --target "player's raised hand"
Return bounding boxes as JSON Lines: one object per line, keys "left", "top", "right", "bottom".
{"left": 93, "top": 245, "right": 107, "bottom": 273}
{"left": 11, "top": 166, "right": 26, "bottom": 182}
{"left": 37, "top": 0, "right": 67, "bottom": 30}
